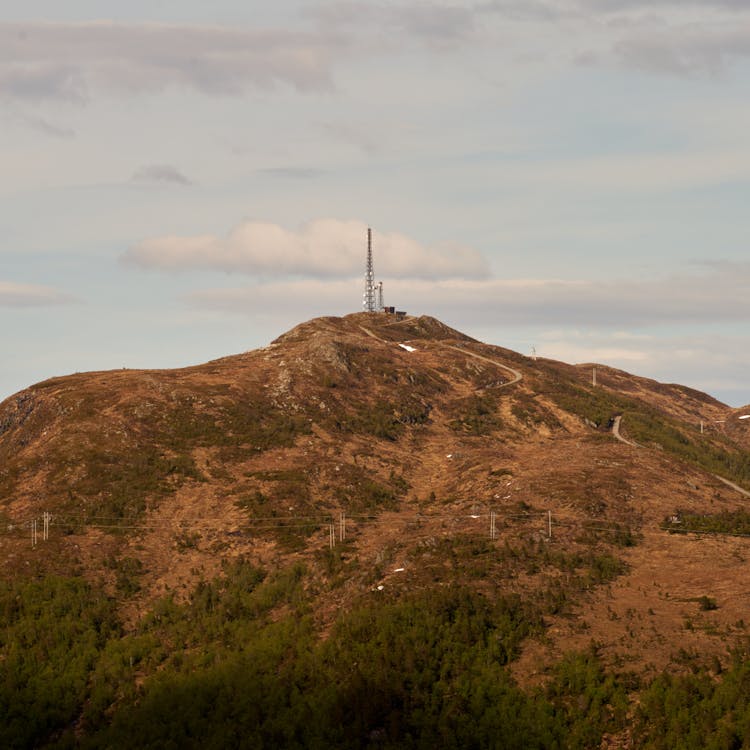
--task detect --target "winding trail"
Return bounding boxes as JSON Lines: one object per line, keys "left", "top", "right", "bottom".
{"left": 359, "top": 325, "right": 523, "bottom": 389}
{"left": 369, "top": 322, "right": 749, "bottom": 500}
{"left": 613, "top": 414, "right": 750, "bottom": 498}
{"left": 611, "top": 415, "right": 639, "bottom": 447}
{"left": 442, "top": 344, "right": 523, "bottom": 388}
{"left": 713, "top": 474, "right": 750, "bottom": 499}
{"left": 358, "top": 326, "right": 385, "bottom": 343}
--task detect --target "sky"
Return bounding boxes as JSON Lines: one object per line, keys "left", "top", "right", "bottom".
{"left": 2, "top": 0, "right": 750, "bottom": 407}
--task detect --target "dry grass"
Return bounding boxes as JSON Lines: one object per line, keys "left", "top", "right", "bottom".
{"left": 1, "top": 311, "right": 749, "bottom": 681}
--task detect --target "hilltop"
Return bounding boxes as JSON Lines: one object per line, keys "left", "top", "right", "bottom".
{"left": 2, "top": 312, "right": 750, "bottom": 747}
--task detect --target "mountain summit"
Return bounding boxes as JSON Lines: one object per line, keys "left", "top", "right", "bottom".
{"left": 2, "top": 313, "right": 750, "bottom": 746}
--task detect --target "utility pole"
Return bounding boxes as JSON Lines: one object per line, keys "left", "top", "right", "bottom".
{"left": 339, "top": 511, "right": 346, "bottom": 542}
{"left": 31, "top": 519, "right": 37, "bottom": 548}
{"left": 490, "top": 511, "right": 497, "bottom": 540}
{"left": 43, "top": 512, "right": 50, "bottom": 541}
{"left": 547, "top": 511, "right": 552, "bottom": 541}
{"left": 329, "top": 523, "right": 336, "bottom": 549}
{"left": 592, "top": 366, "right": 597, "bottom": 387}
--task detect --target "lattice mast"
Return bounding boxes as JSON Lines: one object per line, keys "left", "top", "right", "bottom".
{"left": 363, "top": 227, "right": 377, "bottom": 312}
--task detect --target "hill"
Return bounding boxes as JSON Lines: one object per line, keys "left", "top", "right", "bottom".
{"left": 2, "top": 312, "right": 750, "bottom": 748}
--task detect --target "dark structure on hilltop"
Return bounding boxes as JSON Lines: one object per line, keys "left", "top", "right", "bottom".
{"left": 362, "top": 226, "right": 405, "bottom": 316}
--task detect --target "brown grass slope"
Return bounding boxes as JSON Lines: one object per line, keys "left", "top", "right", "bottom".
{"left": 1, "top": 312, "right": 750, "bottom": 677}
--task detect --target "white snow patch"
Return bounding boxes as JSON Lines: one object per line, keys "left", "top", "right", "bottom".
{"left": 446, "top": 454, "right": 453, "bottom": 458}
{"left": 399, "top": 344, "right": 417, "bottom": 352}
{"left": 377, "top": 585, "right": 384, "bottom": 591}
{"left": 469, "top": 514, "right": 480, "bottom": 519}
{"left": 394, "top": 567, "right": 405, "bottom": 573}
{"left": 739, "top": 415, "right": 750, "bottom": 420}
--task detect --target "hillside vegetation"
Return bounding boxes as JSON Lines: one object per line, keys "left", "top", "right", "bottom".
{"left": 1, "top": 312, "right": 750, "bottom": 748}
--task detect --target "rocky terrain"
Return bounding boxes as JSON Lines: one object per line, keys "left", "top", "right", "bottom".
{"left": 2, "top": 312, "right": 750, "bottom": 747}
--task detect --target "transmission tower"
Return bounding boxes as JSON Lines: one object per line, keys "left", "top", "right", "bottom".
{"left": 377, "top": 281, "right": 384, "bottom": 311}
{"left": 363, "top": 227, "right": 376, "bottom": 312}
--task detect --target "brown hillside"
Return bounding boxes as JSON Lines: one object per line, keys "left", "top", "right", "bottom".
{"left": 1, "top": 312, "right": 749, "bottom": 681}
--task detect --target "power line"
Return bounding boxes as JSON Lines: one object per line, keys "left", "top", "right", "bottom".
{"left": 6, "top": 505, "right": 750, "bottom": 552}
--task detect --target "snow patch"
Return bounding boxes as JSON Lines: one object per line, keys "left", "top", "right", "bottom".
{"left": 399, "top": 344, "right": 417, "bottom": 353}
{"left": 739, "top": 415, "right": 750, "bottom": 420}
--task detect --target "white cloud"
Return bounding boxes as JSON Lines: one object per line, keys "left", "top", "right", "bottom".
{"left": 0, "top": 21, "right": 343, "bottom": 102}
{"left": 536, "top": 327, "right": 750, "bottom": 404}
{"left": 187, "top": 278, "right": 358, "bottom": 318}
{"left": 537, "top": 341, "right": 650, "bottom": 363}
{"left": 181, "top": 273, "right": 750, "bottom": 404}
{"left": 181, "top": 262, "right": 750, "bottom": 327}
{"left": 1, "top": 7, "right": 746, "bottom": 112}
{"left": 387, "top": 271, "right": 750, "bottom": 328}
{"left": 123, "top": 219, "right": 490, "bottom": 280}
{"left": 0, "top": 282, "right": 74, "bottom": 307}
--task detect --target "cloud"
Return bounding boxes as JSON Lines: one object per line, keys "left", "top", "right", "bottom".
{"left": 258, "top": 167, "right": 327, "bottom": 179}
{"left": 132, "top": 164, "right": 192, "bottom": 186}
{"left": 318, "top": 122, "right": 380, "bottom": 155}
{"left": 182, "top": 262, "right": 750, "bottom": 327}
{"left": 613, "top": 24, "right": 750, "bottom": 75}
{"left": 14, "top": 113, "right": 75, "bottom": 138}
{"left": 421, "top": 271, "right": 750, "bottom": 327}
{"left": 308, "top": 2, "right": 477, "bottom": 46}
{"left": 482, "top": 147, "right": 750, "bottom": 194}
{"left": 0, "top": 282, "right": 75, "bottom": 307}
{"left": 0, "top": 62, "right": 89, "bottom": 103}
{"left": 387, "top": 4, "right": 477, "bottom": 46}
{"left": 182, "top": 269, "right": 750, "bottom": 404}
{"left": 565, "top": 0, "right": 750, "bottom": 76}
{"left": 187, "top": 278, "right": 358, "bottom": 318}
{"left": 3, "top": 9, "right": 745, "bottom": 107}
{"left": 123, "top": 219, "right": 490, "bottom": 280}
{"left": 534, "top": 327, "right": 750, "bottom": 403}
{"left": 575, "top": 0, "right": 750, "bottom": 11}
{"left": 0, "top": 21, "right": 343, "bottom": 102}
{"left": 306, "top": 0, "right": 750, "bottom": 81}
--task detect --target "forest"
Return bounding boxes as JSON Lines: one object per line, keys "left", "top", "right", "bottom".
{"left": 2, "top": 560, "right": 750, "bottom": 749}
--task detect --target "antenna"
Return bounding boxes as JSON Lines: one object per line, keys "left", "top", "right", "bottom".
{"left": 531, "top": 346, "right": 537, "bottom": 361}
{"left": 363, "top": 227, "right": 376, "bottom": 312}
{"left": 377, "top": 281, "right": 384, "bottom": 311}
